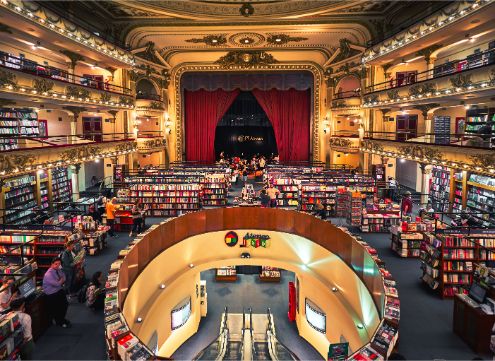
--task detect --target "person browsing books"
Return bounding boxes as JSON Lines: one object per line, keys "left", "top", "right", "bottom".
{"left": 0, "top": 275, "right": 18, "bottom": 312}
{"left": 42, "top": 258, "right": 70, "bottom": 328}
{"left": 10, "top": 297, "right": 34, "bottom": 359}
{"left": 266, "top": 185, "right": 280, "bottom": 208}
{"left": 105, "top": 197, "right": 118, "bottom": 237}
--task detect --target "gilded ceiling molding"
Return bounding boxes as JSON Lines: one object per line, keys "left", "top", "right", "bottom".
{"left": 228, "top": 33, "right": 265, "bottom": 47}
{"left": 185, "top": 35, "right": 227, "bottom": 46}
{"left": 172, "top": 63, "right": 324, "bottom": 162}
{"left": 239, "top": 3, "right": 255, "bottom": 17}
{"left": 215, "top": 51, "right": 278, "bottom": 69}
{"left": 266, "top": 34, "right": 308, "bottom": 45}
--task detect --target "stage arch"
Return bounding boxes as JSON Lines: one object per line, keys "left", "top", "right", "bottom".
{"left": 171, "top": 64, "right": 324, "bottom": 163}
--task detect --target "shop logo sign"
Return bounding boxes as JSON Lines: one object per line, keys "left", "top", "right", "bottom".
{"left": 225, "top": 231, "right": 271, "bottom": 248}
{"left": 224, "top": 231, "right": 239, "bottom": 247}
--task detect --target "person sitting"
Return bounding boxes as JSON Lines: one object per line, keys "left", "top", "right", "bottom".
{"left": 86, "top": 272, "right": 105, "bottom": 311}
{"left": 9, "top": 297, "right": 34, "bottom": 360}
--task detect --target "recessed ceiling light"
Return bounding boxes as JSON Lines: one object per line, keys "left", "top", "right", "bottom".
{"left": 275, "top": 38, "right": 282, "bottom": 42}
{"left": 211, "top": 39, "right": 218, "bottom": 43}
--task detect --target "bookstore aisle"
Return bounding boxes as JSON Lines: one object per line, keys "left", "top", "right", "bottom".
{"left": 33, "top": 219, "right": 164, "bottom": 360}
{"left": 359, "top": 231, "right": 485, "bottom": 360}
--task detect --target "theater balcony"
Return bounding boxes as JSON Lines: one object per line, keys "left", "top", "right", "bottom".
{"left": 0, "top": 54, "right": 134, "bottom": 110}
{"left": 136, "top": 132, "right": 167, "bottom": 155}
{"left": 363, "top": 48, "right": 495, "bottom": 109}
{"left": 331, "top": 90, "right": 362, "bottom": 110}
{"left": 0, "top": 0, "right": 134, "bottom": 67}
{"left": 362, "top": 0, "right": 495, "bottom": 65}
{"left": 361, "top": 132, "right": 495, "bottom": 176}
{"left": 0, "top": 133, "right": 136, "bottom": 178}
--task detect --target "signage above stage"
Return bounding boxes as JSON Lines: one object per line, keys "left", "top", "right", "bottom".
{"left": 224, "top": 231, "right": 271, "bottom": 248}
{"left": 237, "top": 135, "right": 264, "bottom": 142}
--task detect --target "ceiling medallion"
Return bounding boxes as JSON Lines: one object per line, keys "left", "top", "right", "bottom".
{"left": 215, "top": 51, "right": 277, "bottom": 69}
{"left": 239, "top": 3, "right": 254, "bottom": 17}
{"left": 266, "top": 34, "right": 308, "bottom": 45}
{"left": 229, "top": 33, "right": 265, "bottom": 47}
{"left": 185, "top": 35, "right": 227, "bottom": 46}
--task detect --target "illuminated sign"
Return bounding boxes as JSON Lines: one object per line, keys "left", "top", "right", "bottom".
{"left": 237, "top": 135, "right": 264, "bottom": 142}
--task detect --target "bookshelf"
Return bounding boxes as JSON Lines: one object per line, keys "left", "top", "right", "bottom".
{"left": 0, "top": 109, "right": 39, "bottom": 151}
{"left": 259, "top": 266, "right": 281, "bottom": 282}
{"left": 420, "top": 231, "right": 495, "bottom": 298}
{"left": 466, "top": 174, "right": 495, "bottom": 227}
{"left": 38, "top": 171, "right": 49, "bottom": 211}
{"left": 271, "top": 177, "right": 299, "bottom": 208}
{"left": 215, "top": 266, "right": 237, "bottom": 282}
{"left": 433, "top": 116, "right": 451, "bottom": 145}
{"left": 202, "top": 174, "right": 228, "bottom": 207}
{"left": 360, "top": 204, "right": 401, "bottom": 233}
{"left": 2, "top": 174, "right": 37, "bottom": 225}
{"left": 0, "top": 232, "right": 36, "bottom": 262}
{"left": 348, "top": 191, "right": 363, "bottom": 226}
{"left": 51, "top": 167, "right": 72, "bottom": 207}
{"left": 300, "top": 184, "right": 337, "bottom": 216}
{"left": 465, "top": 108, "right": 495, "bottom": 136}
{"left": 452, "top": 171, "right": 464, "bottom": 213}
{"left": 429, "top": 166, "right": 451, "bottom": 212}
{"left": 127, "top": 183, "right": 201, "bottom": 217}
{"left": 391, "top": 229, "right": 423, "bottom": 258}
{"left": 336, "top": 188, "right": 351, "bottom": 217}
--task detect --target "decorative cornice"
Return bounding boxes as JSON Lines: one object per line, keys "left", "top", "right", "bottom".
{"left": 266, "top": 34, "right": 308, "bottom": 45}
{"left": 185, "top": 35, "right": 227, "bottom": 46}
{"left": 215, "top": 50, "right": 277, "bottom": 69}
{"left": 59, "top": 50, "right": 85, "bottom": 68}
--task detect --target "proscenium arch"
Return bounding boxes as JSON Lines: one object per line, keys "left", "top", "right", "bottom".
{"left": 116, "top": 208, "right": 387, "bottom": 358}
{"left": 171, "top": 62, "right": 325, "bottom": 162}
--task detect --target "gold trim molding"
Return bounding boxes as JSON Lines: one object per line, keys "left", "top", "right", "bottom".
{"left": 172, "top": 63, "right": 324, "bottom": 162}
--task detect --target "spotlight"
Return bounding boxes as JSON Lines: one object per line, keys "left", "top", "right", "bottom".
{"left": 136, "top": 317, "right": 143, "bottom": 323}
{"left": 159, "top": 284, "right": 166, "bottom": 289}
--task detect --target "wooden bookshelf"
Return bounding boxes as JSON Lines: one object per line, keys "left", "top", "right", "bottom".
{"left": 300, "top": 184, "right": 337, "bottom": 216}
{"left": 429, "top": 166, "right": 451, "bottom": 213}
{"left": 0, "top": 109, "right": 39, "bottom": 151}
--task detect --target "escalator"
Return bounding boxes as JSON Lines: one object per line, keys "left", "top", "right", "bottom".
{"left": 195, "top": 307, "right": 298, "bottom": 361}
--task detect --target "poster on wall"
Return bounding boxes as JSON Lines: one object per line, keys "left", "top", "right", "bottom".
{"left": 171, "top": 297, "right": 191, "bottom": 330}
{"left": 305, "top": 298, "right": 326, "bottom": 333}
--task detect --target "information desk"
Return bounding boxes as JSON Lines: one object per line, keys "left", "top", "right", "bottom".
{"left": 453, "top": 294, "right": 495, "bottom": 354}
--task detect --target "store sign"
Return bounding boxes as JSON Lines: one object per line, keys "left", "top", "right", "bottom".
{"left": 237, "top": 135, "right": 264, "bottom": 142}
{"left": 224, "top": 231, "right": 271, "bottom": 248}
{"left": 224, "top": 231, "right": 239, "bottom": 247}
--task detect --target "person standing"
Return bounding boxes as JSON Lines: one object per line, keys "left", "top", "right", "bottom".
{"left": 259, "top": 157, "right": 266, "bottom": 170}
{"left": 388, "top": 177, "right": 398, "bottom": 201}
{"left": 259, "top": 189, "right": 270, "bottom": 208}
{"left": 42, "top": 258, "right": 70, "bottom": 328}
{"left": 130, "top": 200, "right": 144, "bottom": 237}
{"left": 60, "top": 242, "right": 76, "bottom": 296}
{"left": 242, "top": 168, "right": 248, "bottom": 184}
{"left": 10, "top": 297, "right": 34, "bottom": 359}
{"left": 401, "top": 191, "right": 413, "bottom": 217}
{"left": 0, "top": 275, "right": 18, "bottom": 312}
{"left": 266, "top": 185, "right": 280, "bottom": 208}
{"left": 105, "top": 197, "right": 117, "bottom": 237}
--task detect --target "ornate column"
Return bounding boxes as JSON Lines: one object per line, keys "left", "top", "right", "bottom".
{"left": 415, "top": 45, "right": 442, "bottom": 80}
{"left": 64, "top": 106, "right": 85, "bottom": 143}
{"left": 71, "top": 163, "right": 81, "bottom": 201}
{"left": 419, "top": 163, "right": 432, "bottom": 207}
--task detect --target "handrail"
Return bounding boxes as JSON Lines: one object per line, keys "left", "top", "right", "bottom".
{"left": 333, "top": 90, "right": 361, "bottom": 99}
{"left": 0, "top": 52, "right": 132, "bottom": 95}
{"left": 365, "top": 47, "right": 495, "bottom": 93}
{"left": 364, "top": 131, "right": 494, "bottom": 149}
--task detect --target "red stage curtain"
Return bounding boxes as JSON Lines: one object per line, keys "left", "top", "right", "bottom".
{"left": 185, "top": 89, "right": 240, "bottom": 163}
{"left": 252, "top": 88, "right": 310, "bottom": 162}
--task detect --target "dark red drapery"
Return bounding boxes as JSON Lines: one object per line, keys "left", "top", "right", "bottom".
{"left": 185, "top": 89, "right": 240, "bottom": 163}
{"left": 252, "top": 88, "right": 310, "bottom": 162}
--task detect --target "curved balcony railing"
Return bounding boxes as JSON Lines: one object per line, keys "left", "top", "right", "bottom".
{"left": 333, "top": 90, "right": 361, "bottom": 99}
{"left": 0, "top": 53, "right": 132, "bottom": 95}
{"left": 0, "top": 132, "right": 163, "bottom": 152}
{"left": 364, "top": 131, "right": 495, "bottom": 149}
{"left": 365, "top": 47, "right": 495, "bottom": 93}
{"left": 136, "top": 92, "right": 162, "bottom": 101}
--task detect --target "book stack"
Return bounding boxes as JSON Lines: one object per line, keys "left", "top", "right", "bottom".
{"left": 300, "top": 184, "right": 337, "bottom": 216}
